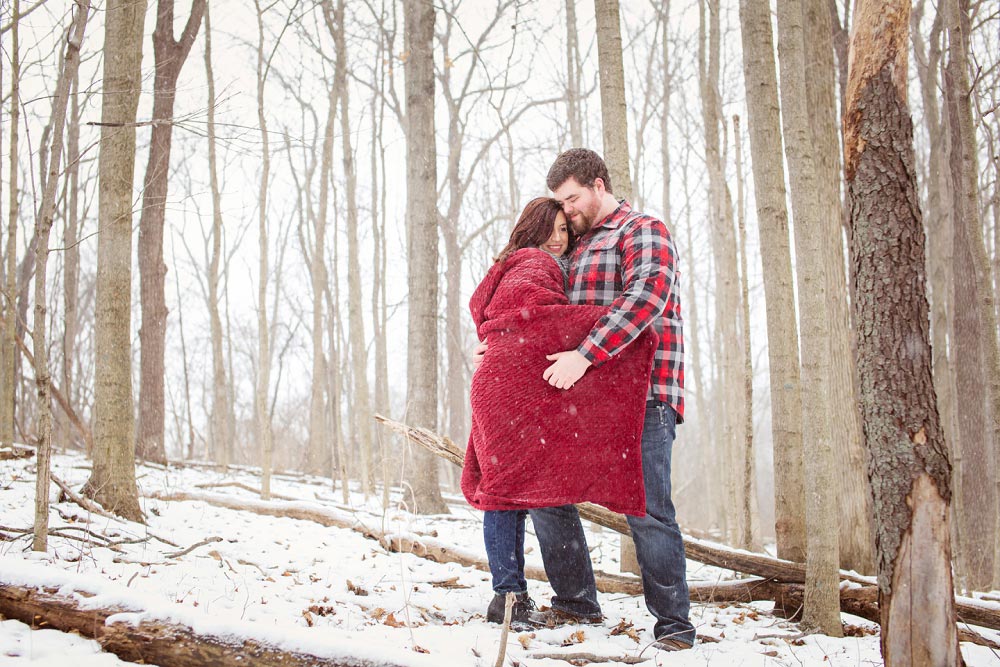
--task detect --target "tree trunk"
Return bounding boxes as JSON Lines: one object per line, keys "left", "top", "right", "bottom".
{"left": 1, "top": 0, "right": 20, "bottom": 452}
{"left": 370, "top": 24, "right": 390, "bottom": 502}
{"left": 732, "top": 115, "right": 759, "bottom": 551}
{"left": 844, "top": 1, "right": 961, "bottom": 662}
{"left": 736, "top": 0, "right": 803, "bottom": 558}
{"left": 330, "top": 0, "right": 373, "bottom": 496}
{"left": 136, "top": 0, "right": 206, "bottom": 465}
{"left": 565, "top": 0, "right": 583, "bottom": 148}
{"left": 31, "top": 0, "right": 90, "bottom": 552}
{"left": 775, "top": 0, "right": 842, "bottom": 636}
{"left": 306, "top": 9, "right": 339, "bottom": 478}
{"left": 62, "top": 66, "right": 82, "bottom": 452}
{"left": 803, "top": 0, "right": 874, "bottom": 575}
{"left": 943, "top": 0, "right": 1000, "bottom": 593}
{"left": 204, "top": 2, "right": 229, "bottom": 469}
{"left": 593, "top": 0, "right": 630, "bottom": 198}
{"left": 402, "top": 0, "right": 447, "bottom": 515}
{"left": 254, "top": 0, "right": 273, "bottom": 500}
{"left": 0, "top": 580, "right": 414, "bottom": 667}
{"left": 85, "top": 0, "right": 147, "bottom": 523}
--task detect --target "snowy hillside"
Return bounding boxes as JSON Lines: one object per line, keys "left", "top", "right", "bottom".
{"left": 1, "top": 451, "right": 997, "bottom": 666}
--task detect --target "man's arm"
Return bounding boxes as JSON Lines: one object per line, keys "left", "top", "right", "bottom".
{"left": 544, "top": 218, "right": 676, "bottom": 389}
{"left": 578, "top": 218, "right": 675, "bottom": 365}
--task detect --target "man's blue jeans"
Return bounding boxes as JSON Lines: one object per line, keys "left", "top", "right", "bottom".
{"left": 530, "top": 401, "right": 695, "bottom": 643}
{"left": 483, "top": 509, "right": 528, "bottom": 593}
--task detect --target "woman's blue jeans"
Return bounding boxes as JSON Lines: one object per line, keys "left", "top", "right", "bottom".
{"left": 530, "top": 401, "right": 695, "bottom": 642}
{"left": 483, "top": 509, "right": 528, "bottom": 593}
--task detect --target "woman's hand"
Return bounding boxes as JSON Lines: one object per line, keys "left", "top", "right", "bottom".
{"left": 473, "top": 340, "right": 488, "bottom": 372}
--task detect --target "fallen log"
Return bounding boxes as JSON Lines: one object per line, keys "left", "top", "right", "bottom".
{"left": 148, "top": 489, "right": 641, "bottom": 595}
{"left": 147, "top": 488, "right": 1000, "bottom": 642}
{"left": 373, "top": 414, "right": 867, "bottom": 586}
{"left": 0, "top": 565, "right": 430, "bottom": 667}
{"left": 373, "top": 414, "right": 1000, "bottom": 636}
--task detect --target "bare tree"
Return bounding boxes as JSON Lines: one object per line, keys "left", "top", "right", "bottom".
{"left": 776, "top": 0, "right": 841, "bottom": 635}
{"left": 943, "top": 0, "right": 1000, "bottom": 592}
{"left": 844, "top": 0, "right": 960, "bottom": 662}
{"left": 84, "top": 0, "right": 147, "bottom": 522}
{"left": 1, "top": 0, "right": 20, "bottom": 452}
{"left": 403, "top": 0, "right": 447, "bottom": 515}
{"left": 136, "top": 0, "right": 206, "bottom": 464}
{"left": 62, "top": 63, "right": 83, "bottom": 451}
{"left": 804, "top": 0, "right": 874, "bottom": 575}
{"left": 594, "top": 0, "right": 630, "bottom": 198}
{"left": 31, "top": 0, "right": 90, "bottom": 550}
{"left": 565, "top": 0, "right": 584, "bottom": 148}
{"left": 732, "top": 115, "right": 759, "bottom": 551}
{"left": 701, "top": 0, "right": 748, "bottom": 548}
{"left": 328, "top": 0, "right": 374, "bottom": 495}
{"left": 736, "top": 0, "right": 805, "bottom": 563}
{"left": 203, "top": 2, "right": 230, "bottom": 468}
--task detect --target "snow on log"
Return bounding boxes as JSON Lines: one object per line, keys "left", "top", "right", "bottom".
{"left": 0, "top": 558, "right": 433, "bottom": 667}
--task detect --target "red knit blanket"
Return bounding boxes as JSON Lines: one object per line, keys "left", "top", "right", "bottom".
{"left": 462, "top": 248, "right": 657, "bottom": 516}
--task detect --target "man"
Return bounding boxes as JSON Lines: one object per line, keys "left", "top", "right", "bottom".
{"left": 477, "top": 148, "right": 695, "bottom": 651}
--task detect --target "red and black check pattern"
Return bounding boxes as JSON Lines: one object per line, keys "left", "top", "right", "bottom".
{"left": 568, "top": 200, "right": 685, "bottom": 421}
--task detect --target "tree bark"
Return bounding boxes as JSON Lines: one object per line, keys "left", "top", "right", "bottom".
{"left": 1, "top": 0, "right": 20, "bottom": 452}
{"left": 844, "top": 1, "right": 961, "bottom": 662}
{"left": 62, "top": 66, "right": 82, "bottom": 452}
{"left": 804, "top": 0, "right": 874, "bottom": 575}
{"left": 943, "top": 0, "right": 1000, "bottom": 593}
{"left": 732, "top": 115, "right": 759, "bottom": 551}
{"left": 0, "top": 581, "right": 413, "bottom": 667}
{"left": 700, "top": 0, "right": 747, "bottom": 548}
{"left": 32, "top": 0, "right": 90, "bottom": 552}
{"left": 593, "top": 0, "right": 630, "bottom": 198}
{"left": 331, "top": 0, "right": 374, "bottom": 495}
{"left": 775, "top": 0, "right": 842, "bottom": 636}
{"left": 85, "top": 0, "right": 146, "bottom": 523}
{"left": 736, "top": 0, "right": 804, "bottom": 561}
{"left": 402, "top": 0, "right": 447, "bottom": 514}
{"left": 254, "top": 0, "right": 274, "bottom": 500}
{"left": 136, "top": 0, "right": 206, "bottom": 465}
{"left": 566, "top": 0, "right": 584, "bottom": 148}
{"left": 204, "top": 2, "right": 230, "bottom": 469}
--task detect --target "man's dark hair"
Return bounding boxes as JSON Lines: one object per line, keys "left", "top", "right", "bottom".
{"left": 546, "top": 148, "right": 613, "bottom": 194}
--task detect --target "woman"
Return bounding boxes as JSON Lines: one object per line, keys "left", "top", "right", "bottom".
{"left": 464, "top": 197, "right": 657, "bottom": 628}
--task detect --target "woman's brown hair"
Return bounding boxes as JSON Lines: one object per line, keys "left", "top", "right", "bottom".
{"left": 495, "top": 197, "right": 570, "bottom": 263}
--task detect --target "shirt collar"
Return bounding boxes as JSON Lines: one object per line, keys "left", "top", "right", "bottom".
{"left": 592, "top": 199, "right": 632, "bottom": 232}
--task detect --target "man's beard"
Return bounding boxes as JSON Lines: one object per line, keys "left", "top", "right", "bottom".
{"left": 570, "top": 202, "right": 600, "bottom": 235}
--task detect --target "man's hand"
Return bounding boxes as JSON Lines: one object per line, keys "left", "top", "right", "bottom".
{"left": 543, "top": 350, "right": 592, "bottom": 389}
{"left": 473, "top": 340, "right": 488, "bottom": 373}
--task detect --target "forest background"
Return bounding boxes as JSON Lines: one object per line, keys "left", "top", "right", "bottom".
{"left": 1, "top": 0, "right": 999, "bottom": 658}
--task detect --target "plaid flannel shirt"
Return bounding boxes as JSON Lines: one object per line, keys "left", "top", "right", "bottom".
{"left": 568, "top": 200, "right": 685, "bottom": 421}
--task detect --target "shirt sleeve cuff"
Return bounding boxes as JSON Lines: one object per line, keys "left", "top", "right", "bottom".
{"left": 579, "top": 338, "right": 611, "bottom": 367}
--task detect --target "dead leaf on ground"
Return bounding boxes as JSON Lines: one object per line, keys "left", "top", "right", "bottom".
{"left": 561, "top": 629, "right": 587, "bottom": 646}
{"left": 370, "top": 607, "right": 387, "bottom": 620}
{"left": 302, "top": 610, "right": 314, "bottom": 627}
{"left": 308, "top": 604, "right": 336, "bottom": 617}
{"left": 843, "top": 623, "right": 877, "bottom": 637}
{"left": 383, "top": 612, "right": 407, "bottom": 628}
{"left": 517, "top": 634, "right": 533, "bottom": 649}
{"left": 347, "top": 579, "right": 369, "bottom": 596}
{"left": 412, "top": 645, "right": 430, "bottom": 653}
{"left": 610, "top": 619, "right": 640, "bottom": 642}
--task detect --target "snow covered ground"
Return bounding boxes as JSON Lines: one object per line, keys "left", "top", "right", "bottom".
{"left": 1, "top": 451, "right": 997, "bottom": 666}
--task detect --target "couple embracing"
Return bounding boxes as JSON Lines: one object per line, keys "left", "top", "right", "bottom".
{"left": 464, "top": 149, "right": 695, "bottom": 652}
